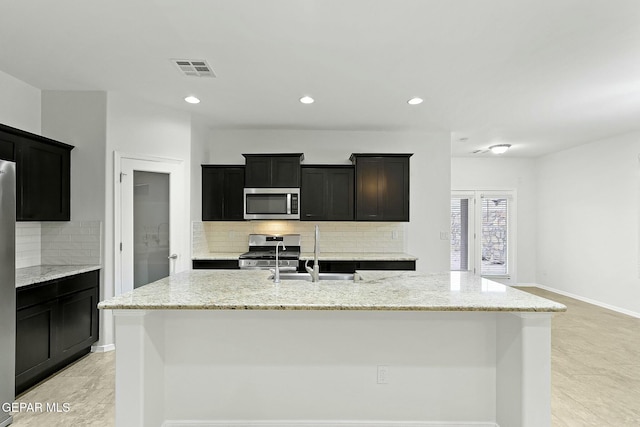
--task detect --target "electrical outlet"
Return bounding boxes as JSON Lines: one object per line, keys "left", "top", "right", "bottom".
{"left": 377, "top": 365, "right": 389, "bottom": 384}
{"left": 391, "top": 231, "right": 398, "bottom": 240}
{"left": 440, "top": 231, "right": 450, "bottom": 240}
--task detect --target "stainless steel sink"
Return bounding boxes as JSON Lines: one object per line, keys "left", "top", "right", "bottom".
{"left": 269, "top": 272, "right": 356, "bottom": 281}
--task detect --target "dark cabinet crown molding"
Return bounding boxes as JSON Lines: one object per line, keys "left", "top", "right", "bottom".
{"left": 0, "top": 122, "right": 75, "bottom": 150}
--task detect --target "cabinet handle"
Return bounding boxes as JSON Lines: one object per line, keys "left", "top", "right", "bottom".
{"left": 168, "top": 254, "right": 178, "bottom": 260}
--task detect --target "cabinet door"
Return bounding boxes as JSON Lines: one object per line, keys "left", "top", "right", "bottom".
{"left": 326, "top": 168, "right": 354, "bottom": 220}
{"left": 202, "top": 166, "right": 245, "bottom": 221}
{"left": 301, "top": 168, "right": 328, "bottom": 220}
{"left": 272, "top": 157, "right": 300, "bottom": 187}
{"left": 381, "top": 157, "right": 410, "bottom": 221}
{"left": 244, "top": 156, "right": 271, "bottom": 187}
{"left": 355, "top": 157, "right": 384, "bottom": 220}
{"left": 17, "top": 140, "right": 71, "bottom": 221}
{"left": 0, "top": 134, "right": 17, "bottom": 161}
{"left": 223, "top": 168, "right": 245, "bottom": 220}
{"left": 354, "top": 155, "right": 410, "bottom": 222}
{"left": 202, "top": 167, "right": 224, "bottom": 220}
{"left": 57, "top": 287, "right": 99, "bottom": 364}
{"left": 15, "top": 300, "right": 58, "bottom": 393}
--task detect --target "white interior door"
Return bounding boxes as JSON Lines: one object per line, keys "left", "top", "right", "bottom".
{"left": 116, "top": 153, "right": 187, "bottom": 295}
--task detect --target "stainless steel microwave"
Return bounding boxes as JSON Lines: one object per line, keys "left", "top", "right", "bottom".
{"left": 243, "top": 188, "right": 300, "bottom": 220}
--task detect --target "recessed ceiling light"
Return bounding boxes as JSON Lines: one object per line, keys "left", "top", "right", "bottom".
{"left": 489, "top": 144, "right": 511, "bottom": 154}
{"left": 407, "top": 97, "right": 423, "bottom": 105}
{"left": 299, "top": 96, "right": 314, "bottom": 104}
{"left": 184, "top": 96, "right": 200, "bottom": 104}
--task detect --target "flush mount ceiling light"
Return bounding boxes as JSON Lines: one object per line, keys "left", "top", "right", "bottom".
{"left": 407, "top": 97, "right": 423, "bottom": 105}
{"left": 299, "top": 96, "right": 315, "bottom": 104}
{"left": 489, "top": 144, "right": 511, "bottom": 154}
{"left": 184, "top": 96, "right": 200, "bottom": 104}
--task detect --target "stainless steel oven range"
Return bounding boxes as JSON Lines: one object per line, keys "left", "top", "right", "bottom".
{"left": 238, "top": 234, "right": 300, "bottom": 271}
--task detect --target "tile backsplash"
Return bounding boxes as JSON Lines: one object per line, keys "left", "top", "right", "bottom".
{"left": 16, "top": 221, "right": 102, "bottom": 268}
{"left": 16, "top": 223, "right": 41, "bottom": 268}
{"left": 193, "top": 221, "right": 406, "bottom": 255}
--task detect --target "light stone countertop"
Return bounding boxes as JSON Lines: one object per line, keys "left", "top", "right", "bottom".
{"left": 98, "top": 269, "right": 566, "bottom": 312}
{"left": 191, "top": 252, "right": 418, "bottom": 261}
{"left": 300, "top": 252, "right": 417, "bottom": 261}
{"left": 191, "top": 252, "right": 244, "bottom": 260}
{"left": 16, "top": 264, "right": 102, "bottom": 289}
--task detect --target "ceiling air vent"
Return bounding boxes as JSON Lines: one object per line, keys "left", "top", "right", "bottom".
{"left": 171, "top": 59, "right": 216, "bottom": 78}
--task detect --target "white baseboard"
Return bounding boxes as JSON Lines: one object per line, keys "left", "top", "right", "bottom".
{"left": 533, "top": 284, "right": 640, "bottom": 319}
{"left": 0, "top": 415, "right": 14, "bottom": 427}
{"left": 163, "top": 421, "right": 498, "bottom": 427}
{"left": 91, "top": 343, "right": 115, "bottom": 352}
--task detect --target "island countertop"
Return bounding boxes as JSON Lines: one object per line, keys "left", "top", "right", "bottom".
{"left": 98, "top": 269, "right": 566, "bottom": 312}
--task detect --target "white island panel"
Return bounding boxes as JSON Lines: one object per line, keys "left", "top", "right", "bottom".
{"left": 104, "top": 271, "right": 562, "bottom": 426}
{"left": 113, "top": 309, "right": 551, "bottom": 426}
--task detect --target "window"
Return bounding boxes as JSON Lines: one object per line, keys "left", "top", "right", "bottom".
{"left": 451, "top": 191, "right": 515, "bottom": 281}
{"left": 451, "top": 197, "right": 471, "bottom": 271}
{"left": 480, "top": 196, "right": 509, "bottom": 276}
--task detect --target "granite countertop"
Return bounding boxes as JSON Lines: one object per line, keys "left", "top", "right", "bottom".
{"left": 191, "top": 252, "right": 418, "bottom": 261}
{"left": 98, "top": 269, "right": 566, "bottom": 313}
{"left": 300, "top": 252, "right": 417, "bottom": 261}
{"left": 192, "top": 252, "right": 244, "bottom": 260}
{"left": 16, "top": 265, "right": 102, "bottom": 289}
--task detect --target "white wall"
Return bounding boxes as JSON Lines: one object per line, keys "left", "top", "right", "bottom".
{"left": 536, "top": 131, "right": 640, "bottom": 316}
{"left": 190, "top": 118, "right": 210, "bottom": 222}
{"left": 101, "top": 92, "right": 192, "bottom": 346}
{"left": 41, "top": 91, "right": 107, "bottom": 221}
{"left": 0, "top": 70, "right": 41, "bottom": 133}
{"left": 204, "top": 129, "right": 451, "bottom": 272}
{"left": 451, "top": 157, "right": 538, "bottom": 284}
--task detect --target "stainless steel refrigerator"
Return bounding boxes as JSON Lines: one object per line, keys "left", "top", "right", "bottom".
{"left": 0, "top": 160, "right": 15, "bottom": 427}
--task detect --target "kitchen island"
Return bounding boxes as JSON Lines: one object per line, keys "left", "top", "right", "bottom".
{"left": 99, "top": 270, "right": 565, "bottom": 427}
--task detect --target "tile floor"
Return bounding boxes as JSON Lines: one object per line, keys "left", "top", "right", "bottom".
{"left": 10, "top": 351, "right": 114, "bottom": 426}
{"left": 8, "top": 287, "right": 640, "bottom": 426}
{"left": 520, "top": 287, "right": 640, "bottom": 427}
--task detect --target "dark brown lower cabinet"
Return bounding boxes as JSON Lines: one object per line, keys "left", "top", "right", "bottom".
{"left": 192, "top": 260, "right": 240, "bottom": 269}
{"left": 15, "top": 270, "right": 99, "bottom": 395}
{"left": 297, "top": 260, "right": 416, "bottom": 273}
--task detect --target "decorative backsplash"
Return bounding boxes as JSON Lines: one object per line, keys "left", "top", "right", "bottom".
{"left": 16, "top": 221, "right": 102, "bottom": 268}
{"left": 193, "top": 221, "right": 406, "bottom": 255}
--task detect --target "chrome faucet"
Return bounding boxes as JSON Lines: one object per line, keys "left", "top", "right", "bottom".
{"left": 305, "top": 225, "right": 320, "bottom": 282}
{"left": 274, "top": 241, "right": 286, "bottom": 283}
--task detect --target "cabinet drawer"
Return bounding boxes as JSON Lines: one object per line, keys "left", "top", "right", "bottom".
{"left": 58, "top": 270, "right": 99, "bottom": 296}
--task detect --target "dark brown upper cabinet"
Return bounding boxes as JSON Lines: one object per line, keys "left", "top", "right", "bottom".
{"left": 201, "top": 165, "right": 245, "bottom": 221}
{"left": 0, "top": 123, "right": 73, "bottom": 221}
{"left": 243, "top": 153, "right": 304, "bottom": 188}
{"left": 301, "top": 165, "right": 354, "bottom": 221}
{"left": 350, "top": 153, "right": 412, "bottom": 222}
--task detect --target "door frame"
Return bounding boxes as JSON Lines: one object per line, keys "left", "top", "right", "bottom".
{"left": 451, "top": 189, "right": 517, "bottom": 285}
{"left": 114, "top": 151, "right": 188, "bottom": 296}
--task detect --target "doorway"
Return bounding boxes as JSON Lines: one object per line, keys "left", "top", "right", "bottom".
{"left": 451, "top": 190, "right": 516, "bottom": 284}
{"left": 114, "top": 152, "right": 187, "bottom": 295}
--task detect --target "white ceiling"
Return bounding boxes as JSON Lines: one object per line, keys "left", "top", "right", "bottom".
{"left": 2, "top": 0, "right": 640, "bottom": 157}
